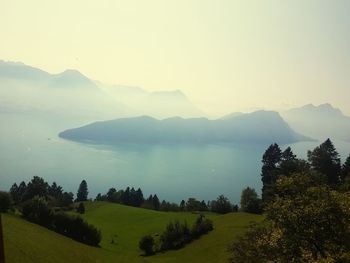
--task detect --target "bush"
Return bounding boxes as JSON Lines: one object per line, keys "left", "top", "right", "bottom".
{"left": 139, "top": 235, "right": 155, "bottom": 256}
{"left": 21, "top": 196, "right": 53, "bottom": 227}
{"left": 0, "top": 191, "right": 11, "bottom": 212}
{"left": 191, "top": 215, "right": 213, "bottom": 239}
{"left": 160, "top": 220, "right": 191, "bottom": 250}
{"left": 76, "top": 203, "right": 85, "bottom": 214}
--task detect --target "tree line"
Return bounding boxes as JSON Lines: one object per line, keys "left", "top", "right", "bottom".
{"left": 1, "top": 177, "right": 101, "bottom": 247}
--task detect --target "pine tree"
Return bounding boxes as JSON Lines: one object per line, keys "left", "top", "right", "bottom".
{"left": 261, "top": 143, "right": 282, "bottom": 202}
{"left": 153, "top": 194, "right": 160, "bottom": 210}
{"left": 76, "top": 180, "right": 88, "bottom": 202}
{"left": 307, "top": 139, "right": 341, "bottom": 185}
{"left": 342, "top": 154, "right": 350, "bottom": 180}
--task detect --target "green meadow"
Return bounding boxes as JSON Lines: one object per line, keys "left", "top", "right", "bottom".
{"left": 3, "top": 202, "right": 262, "bottom": 263}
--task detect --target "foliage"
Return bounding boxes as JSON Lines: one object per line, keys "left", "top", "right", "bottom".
{"left": 139, "top": 235, "right": 155, "bottom": 256}
{"left": 307, "top": 138, "right": 341, "bottom": 185}
{"left": 342, "top": 154, "right": 350, "bottom": 181}
{"left": 210, "top": 195, "right": 232, "bottom": 214}
{"left": 0, "top": 191, "right": 11, "bottom": 212}
{"left": 140, "top": 214, "right": 214, "bottom": 256}
{"left": 160, "top": 220, "right": 191, "bottom": 250}
{"left": 77, "top": 202, "right": 85, "bottom": 214}
{"left": 261, "top": 143, "right": 282, "bottom": 202}
{"left": 240, "top": 187, "right": 262, "bottom": 214}
{"left": 230, "top": 173, "right": 350, "bottom": 262}
{"left": 21, "top": 196, "right": 53, "bottom": 226}
{"left": 190, "top": 214, "right": 213, "bottom": 239}
{"left": 76, "top": 180, "right": 88, "bottom": 202}
{"left": 21, "top": 196, "right": 101, "bottom": 246}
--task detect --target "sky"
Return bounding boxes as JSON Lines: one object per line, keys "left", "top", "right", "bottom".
{"left": 1, "top": 0, "right": 350, "bottom": 116}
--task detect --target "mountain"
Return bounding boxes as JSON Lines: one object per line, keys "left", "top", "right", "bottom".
{"left": 51, "top": 69, "right": 98, "bottom": 90}
{"left": 0, "top": 60, "right": 50, "bottom": 81}
{"left": 0, "top": 61, "right": 132, "bottom": 128}
{"left": 97, "top": 83, "right": 205, "bottom": 119}
{"left": 281, "top": 103, "right": 350, "bottom": 142}
{"left": 0, "top": 60, "right": 205, "bottom": 123}
{"left": 59, "top": 110, "right": 312, "bottom": 144}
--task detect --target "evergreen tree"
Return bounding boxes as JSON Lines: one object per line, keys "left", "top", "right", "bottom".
{"left": 76, "top": 180, "right": 88, "bottom": 202}
{"left": 153, "top": 194, "right": 160, "bottom": 210}
{"left": 106, "top": 188, "right": 117, "bottom": 202}
{"left": 135, "top": 188, "right": 144, "bottom": 207}
{"left": 23, "top": 176, "right": 48, "bottom": 201}
{"left": 307, "top": 139, "right": 341, "bottom": 185}
{"left": 122, "top": 187, "right": 130, "bottom": 205}
{"left": 342, "top": 154, "right": 350, "bottom": 180}
{"left": 261, "top": 143, "right": 282, "bottom": 202}
{"left": 9, "top": 183, "right": 19, "bottom": 203}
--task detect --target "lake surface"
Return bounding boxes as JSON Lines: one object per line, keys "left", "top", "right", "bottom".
{"left": 1, "top": 112, "right": 350, "bottom": 204}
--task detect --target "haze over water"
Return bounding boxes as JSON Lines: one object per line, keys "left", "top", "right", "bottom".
{"left": 2, "top": 112, "right": 350, "bottom": 204}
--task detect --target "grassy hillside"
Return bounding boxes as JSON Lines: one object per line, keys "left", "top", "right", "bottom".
{"left": 3, "top": 202, "right": 262, "bottom": 263}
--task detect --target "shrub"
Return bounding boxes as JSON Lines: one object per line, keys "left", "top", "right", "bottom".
{"left": 191, "top": 215, "right": 213, "bottom": 239}
{"left": 160, "top": 220, "right": 191, "bottom": 250}
{"left": 139, "top": 235, "right": 155, "bottom": 256}
{"left": 76, "top": 202, "right": 85, "bottom": 214}
{"left": 21, "top": 196, "right": 101, "bottom": 246}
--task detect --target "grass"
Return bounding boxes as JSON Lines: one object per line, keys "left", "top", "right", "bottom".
{"left": 3, "top": 202, "right": 262, "bottom": 263}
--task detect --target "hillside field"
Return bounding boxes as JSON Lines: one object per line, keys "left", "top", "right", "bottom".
{"left": 3, "top": 202, "right": 262, "bottom": 263}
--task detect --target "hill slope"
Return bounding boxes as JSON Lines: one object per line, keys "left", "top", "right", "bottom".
{"left": 3, "top": 202, "right": 262, "bottom": 263}
{"left": 59, "top": 111, "right": 312, "bottom": 145}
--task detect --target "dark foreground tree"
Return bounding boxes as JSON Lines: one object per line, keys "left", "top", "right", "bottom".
{"left": 76, "top": 180, "right": 88, "bottom": 202}
{"left": 261, "top": 143, "right": 282, "bottom": 202}
{"left": 307, "top": 138, "right": 341, "bottom": 185}
{"left": 0, "top": 192, "right": 11, "bottom": 212}
{"left": 230, "top": 173, "right": 350, "bottom": 262}
{"left": 139, "top": 235, "right": 155, "bottom": 256}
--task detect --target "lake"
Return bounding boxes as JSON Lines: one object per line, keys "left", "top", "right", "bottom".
{"left": 1, "top": 112, "right": 350, "bottom": 204}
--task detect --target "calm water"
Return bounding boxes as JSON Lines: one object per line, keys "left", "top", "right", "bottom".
{"left": 1, "top": 113, "right": 350, "bottom": 204}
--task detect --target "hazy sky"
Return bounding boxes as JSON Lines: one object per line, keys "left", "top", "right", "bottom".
{"left": 1, "top": 0, "right": 350, "bottom": 116}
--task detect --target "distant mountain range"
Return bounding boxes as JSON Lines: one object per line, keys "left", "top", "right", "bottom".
{"left": 281, "top": 103, "right": 350, "bottom": 142}
{"left": 0, "top": 60, "right": 203, "bottom": 125}
{"left": 59, "top": 110, "right": 312, "bottom": 145}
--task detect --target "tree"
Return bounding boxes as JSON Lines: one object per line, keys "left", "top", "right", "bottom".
{"left": 342, "top": 154, "right": 350, "bottom": 180}
{"left": 0, "top": 192, "right": 11, "bottom": 212}
{"left": 135, "top": 188, "right": 144, "bottom": 207}
{"left": 307, "top": 138, "right": 341, "bottom": 185}
{"left": 106, "top": 188, "right": 117, "bottom": 202}
{"left": 230, "top": 173, "right": 350, "bottom": 262}
{"left": 261, "top": 143, "right": 282, "bottom": 202}
{"left": 211, "top": 195, "right": 232, "bottom": 214}
{"left": 77, "top": 203, "right": 85, "bottom": 214}
{"left": 22, "top": 176, "right": 48, "bottom": 201}
{"left": 240, "top": 187, "right": 262, "bottom": 214}
{"left": 180, "top": 200, "right": 185, "bottom": 211}
{"left": 139, "top": 235, "right": 155, "bottom": 256}
{"left": 61, "top": 192, "right": 74, "bottom": 207}
{"left": 152, "top": 195, "right": 160, "bottom": 210}
{"left": 76, "top": 180, "right": 88, "bottom": 202}
{"left": 9, "top": 183, "right": 19, "bottom": 203}
{"left": 48, "top": 182, "right": 63, "bottom": 199}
